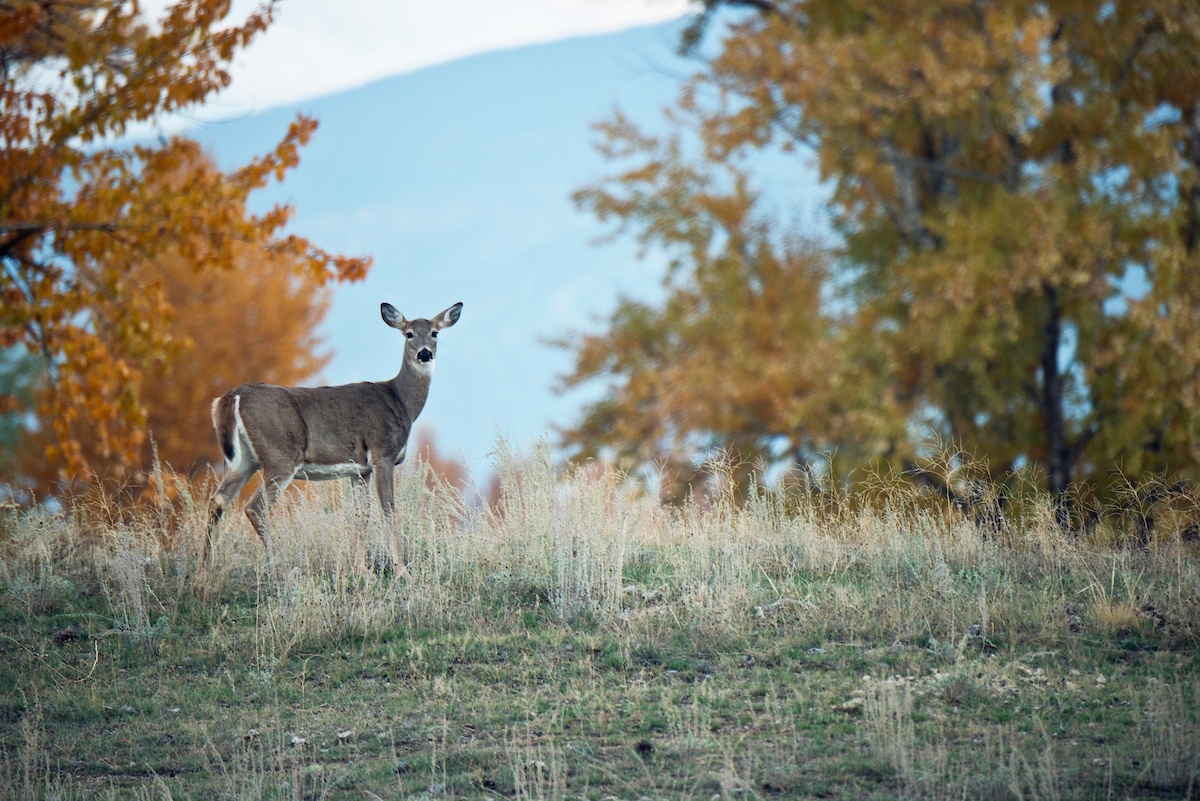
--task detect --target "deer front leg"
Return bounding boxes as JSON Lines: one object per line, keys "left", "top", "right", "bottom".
{"left": 372, "top": 456, "right": 407, "bottom": 566}
{"left": 348, "top": 471, "right": 370, "bottom": 503}
{"left": 345, "top": 471, "right": 373, "bottom": 545}
{"left": 372, "top": 458, "right": 395, "bottom": 518}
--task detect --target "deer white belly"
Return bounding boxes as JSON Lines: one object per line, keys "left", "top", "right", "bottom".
{"left": 294, "top": 445, "right": 407, "bottom": 482}
{"left": 296, "top": 461, "right": 372, "bottom": 481}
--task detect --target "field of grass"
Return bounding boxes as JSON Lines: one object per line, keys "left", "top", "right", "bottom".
{"left": 1, "top": 439, "right": 1198, "bottom": 800}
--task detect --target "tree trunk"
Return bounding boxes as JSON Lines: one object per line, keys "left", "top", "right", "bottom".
{"left": 1182, "top": 103, "right": 1200, "bottom": 255}
{"left": 1039, "top": 283, "right": 1071, "bottom": 526}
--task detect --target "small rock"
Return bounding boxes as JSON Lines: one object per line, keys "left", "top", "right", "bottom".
{"left": 337, "top": 729, "right": 355, "bottom": 740}
{"left": 833, "top": 697, "right": 864, "bottom": 715}
{"left": 290, "top": 735, "right": 307, "bottom": 748}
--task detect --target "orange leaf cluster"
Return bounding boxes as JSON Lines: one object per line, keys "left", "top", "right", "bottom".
{"left": 0, "top": 1, "right": 370, "bottom": 489}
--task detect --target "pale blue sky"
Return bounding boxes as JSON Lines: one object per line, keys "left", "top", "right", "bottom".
{"left": 189, "top": 15, "right": 830, "bottom": 472}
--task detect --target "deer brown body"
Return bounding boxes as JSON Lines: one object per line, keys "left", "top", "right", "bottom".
{"left": 205, "top": 302, "right": 462, "bottom": 560}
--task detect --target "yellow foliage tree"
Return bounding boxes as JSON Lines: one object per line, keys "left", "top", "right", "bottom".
{"left": 564, "top": 1, "right": 1200, "bottom": 516}
{"left": 563, "top": 125, "right": 898, "bottom": 495}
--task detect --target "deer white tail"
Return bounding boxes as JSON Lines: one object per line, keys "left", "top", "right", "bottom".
{"left": 211, "top": 393, "right": 256, "bottom": 473}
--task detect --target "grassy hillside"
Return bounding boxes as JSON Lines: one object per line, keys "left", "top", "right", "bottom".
{"left": 1, "top": 441, "right": 1198, "bottom": 799}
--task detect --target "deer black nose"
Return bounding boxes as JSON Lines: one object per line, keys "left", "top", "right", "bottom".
{"left": 417, "top": 348, "right": 433, "bottom": 363}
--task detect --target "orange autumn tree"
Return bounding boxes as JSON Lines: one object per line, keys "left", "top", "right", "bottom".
{"left": 11, "top": 187, "right": 335, "bottom": 495}
{"left": 0, "top": 0, "right": 369, "bottom": 487}
{"left": 564, "top": 0, "right": 1200, "bottom": 517}
{"left": 139, "top": 242, "right": 332, "bottom": 482}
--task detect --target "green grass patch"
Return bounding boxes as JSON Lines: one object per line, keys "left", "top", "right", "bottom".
{"left": 2, "top": 448, "right": 1199, "bottom": 799}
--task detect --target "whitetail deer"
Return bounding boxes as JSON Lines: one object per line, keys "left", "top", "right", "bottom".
{"left": 205, "top": 301, "right": 462, "bottom": 561}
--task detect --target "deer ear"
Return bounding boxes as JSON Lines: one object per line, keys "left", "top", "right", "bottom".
{"left": 381, "top": 303, "right": 406, "bottom": 329}
{"left": 434, "top": 302, "right": 463, "bottom": 330}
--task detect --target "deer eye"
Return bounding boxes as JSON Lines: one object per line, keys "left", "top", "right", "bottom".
{"left": 405, "top": 332, "right": 414, "bottom": 339}
{"left": 431, "top": 331, "right": 438, "bottom": 338}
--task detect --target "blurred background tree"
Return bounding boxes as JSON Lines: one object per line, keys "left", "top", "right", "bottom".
{"left": 562, "top": 0, "right": 1200, "bottom": 516}
{"left": 0, "top": 348, "right": 40, "bottom": 486}
{"left": 0, "top": 0, "right": 369, "bottom": 496}
{"left": 561, "top": 125, "right": 899, "bottom": 499}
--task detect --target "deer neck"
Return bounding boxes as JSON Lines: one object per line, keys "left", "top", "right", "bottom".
{"left": 389, "top": 359, "right": 433, "bottom": 417}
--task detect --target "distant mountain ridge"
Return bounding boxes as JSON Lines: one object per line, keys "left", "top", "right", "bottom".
{"left": 191, "top": 21, "right": 826, "bottom": 466}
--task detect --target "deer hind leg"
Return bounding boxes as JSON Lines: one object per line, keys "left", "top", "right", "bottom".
{"left": 205, "top": 462, "right": 258, "bottom": 565}
{"left": 245, "top": 467, "right": 298, "bottom": 553}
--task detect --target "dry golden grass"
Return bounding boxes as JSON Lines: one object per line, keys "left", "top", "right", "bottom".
{"left": 1, "top": 436, "right": 1198, "bottom": 799}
